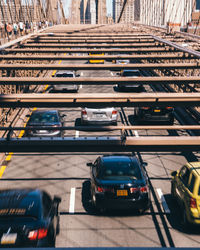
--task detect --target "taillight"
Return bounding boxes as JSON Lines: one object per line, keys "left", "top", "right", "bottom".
{"left": 112, "top": 110, "right": 117, "bottom": 115}
{"left": 82, "top": 110, "right": 87, "bottom": 115}
{"left": 141, "top": 107, "right": 150, "bottom": 110}
{"left": 140, "top": 186, "right": 148, "bottom": 193}
{"left": 166, "top": 107, "right": 173, "bottom": 110}
{"left": 97, "top": 186, "right": 114, "bottom": 193}
{"left": 28, "top": 229, "right": 48, "bottom": 240}
{"left": 130, "top": 187, "right": 139, "bottom": 193}
{"left": 190, "top": 197, "right": 197, "bottom": 208}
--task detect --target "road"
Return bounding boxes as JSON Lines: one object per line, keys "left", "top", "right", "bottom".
{"left": 0, "top": 57, "right": 200, "bottom": 248}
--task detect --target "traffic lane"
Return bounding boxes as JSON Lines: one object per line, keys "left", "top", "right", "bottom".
{"left": 0, "top": 152, "right": 161, "bottom": 248}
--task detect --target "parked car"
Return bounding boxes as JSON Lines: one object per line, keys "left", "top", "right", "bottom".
{"left": 117, "top": 69, "right": 144, "bottom": 92}
{"left": 171, "top": 162, "right": 200, "bottom": 227}
{"left": 134, "top": 106, "right": 174, "bottom": 125}
{"left": 52, "top": 70, "right": 79, "bottom": 92}
{"left": 87, "top": 154, "right": 150, "bottom": 213}
{"left": 25, "top": 109, "right": 65, "bottom": 137}
{"left": 81, "top": 107, "right": 118, "bottom": 125}
{"left": 89, "top": 52, "right": 104, "bottom": 64}
{"left": 0, "top": 188, "right": 61, "bottom": 247}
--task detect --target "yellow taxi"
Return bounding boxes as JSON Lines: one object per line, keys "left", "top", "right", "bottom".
{"left": 89, "top": 52, "right": 104, "bottom": 64}
{"left": 171, "top": 162, "right": 200, "bottom": 226}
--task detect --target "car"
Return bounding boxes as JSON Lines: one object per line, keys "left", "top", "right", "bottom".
{"left": 25, "top": 109, "right": 65, "bottom": 137}
{"left": 0, "top": 188, "right": 61, "bottom": 247}
{"left": 171, "top": 162, "right": 200, "bottom": 227}
{"left": 52, "top": 70, "right": 79, "bottom": 92}
{"left": 87, "top": 154, "right": 150, "bottom": 213}
{"left": 117, "top": 69, "right": 144, "bottom": 92}
{"left": 81, "top": 107, "right": 118, "bottom": 125}
{"left": 89, "top": 52, "right": 104, "bottom": 64}
{"left": 134, "top": 106, "right": 174, "bottom": 125}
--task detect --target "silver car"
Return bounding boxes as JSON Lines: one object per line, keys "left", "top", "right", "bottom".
{"left": 81, "top": 107, "right": 118, "bottom": 125}
{"left": 52, "top": 70, "right": 79, "bottom": 92}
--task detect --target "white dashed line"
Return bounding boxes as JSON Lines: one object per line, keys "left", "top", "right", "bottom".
{"left": 156, "top": 188, "right": 170, "bottom": 214}
{"left": 111, "top": 72, "right": 114, "bottom": 76}
{"left": 75, "top": 130, "right": 79, "bottom": 138}
{"left": 69, "top": 187, "right": 76, "bottom": 214}
{"left": 80, "top": 84, "right": 83, "bottom": 89}
{"left": 134, "top": 130, "right": 139, "bottom": 137}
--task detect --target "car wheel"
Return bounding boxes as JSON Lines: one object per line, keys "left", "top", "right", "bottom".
{"left": 182, "top": 208, "right": 190, "bottom": 228}
{"left": 171, "top": 182, "right": 176, "bottom": 198}
{"left": 56, "top": 217, "right": 60, "bottom": 235}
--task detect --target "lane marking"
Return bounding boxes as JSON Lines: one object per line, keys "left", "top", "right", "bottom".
{"left": 134, "top": 130, "right": 139, "bottom": 137}
{"left": 80, "top": 84, "right": 83, "bottom": 89}
{"left": 69, "top": 187, "right": 76, "bottom": 214}
{"left": 111, "top": 72, "right": 114, "bottom": 76}
{"left": 5, "top": 153, "right": 13, "bottom": 161}
{"left": 75, "top": 130, "right": 79, "bottom": 138}
{"left": 0, "top": 166, "right": 6, "bottom": 178}
{"left": 156, "top": 188, "right": 170, "bottom": 214}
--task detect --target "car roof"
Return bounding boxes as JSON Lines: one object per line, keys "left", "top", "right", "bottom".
{"left": 187, "top": 162, "right": 200, "bottom": 175}
{"left": 0, "top": 188, "right": 42, "bottom": 218}
{"left": 121, "top": 69, "right": 140, "bottom": 72}
{"left": 32, "top": 110, "right": 59, "bottom": 114}
{"left": 55, "top": 70, "right": 75, "bottom": 74}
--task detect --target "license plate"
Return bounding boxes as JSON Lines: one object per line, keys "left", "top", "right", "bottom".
{"left": 1, "top": 234, "right": 17, "bottom": 245}
{"left": 154, "top": 110, "right": 160, "bottom": 112}
{"left": 39, "top": 130, "right": 47, "bottom": 133}
{"left": 117, "top": 190, "right": 128, "bottom": 196}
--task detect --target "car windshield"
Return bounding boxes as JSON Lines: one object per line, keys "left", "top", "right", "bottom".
{"left": 122, "top": 71, "right": 141, "bottom": 77}
{"left": 100, "top": 161, "right": 142, "bottom": 180}
{"left": 56, "top": 73, "right": 74, "bottom": 77}
{"left": 29, "top": 112, "right": 59, "bottom": 123}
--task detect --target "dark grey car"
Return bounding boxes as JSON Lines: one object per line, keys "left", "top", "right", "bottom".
{"left": 25, "top": 110, "right": 65, "bottom": 137}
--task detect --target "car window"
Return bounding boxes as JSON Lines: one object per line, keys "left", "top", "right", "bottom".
{"left": 179, "top": 166, "right": 190, "bottom": 186}
{"left": 188, "top": 174, "right": 195, "bottom": 193}
{"left": 56, "top": 73, "right": 74, "bottom": 77}
{"left": 42, "top": 192, "right": 52, "bottom": 217}
{"left": 122, "top": 71, "right": 141, "bottom": 77}
{"left": 29, "top": 112, "right": 59, "bottom": 123}
{"left": 100, "top": 161, "right": 142, "bottom": 180}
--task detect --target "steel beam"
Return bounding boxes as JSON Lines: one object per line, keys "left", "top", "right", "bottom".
{"left": 0, "top": 55, "right": 194, "bottom": 61}
{"left": 0, "top": 136, "right": 199, "bottom": 152}
{"left": 21, "top": 43, "right": 162, "bottom": 48}
{"left": 0, "top": 54, "right": 193, "bottom": 61}
{"left": 4, "top": 48, "right": 173, "bottom": 54}
{"left": 0, "top": 77, "right": 199, "bottom": 85}
{"left": 0, "top": 93, "right": 199, "bottom": 108}
{"left": 0, "top": 63, "right": 198, "bottom": 71}
{"left": 152, "top": 35, "right": 200, "bottom": 59}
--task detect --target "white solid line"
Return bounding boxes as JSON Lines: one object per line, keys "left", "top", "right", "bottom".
{"left": 80, "top": 84, "right": 83, "bottom": 89}
{"left": 156, "top": 188, "right": 170, "bottom": 214}
{"left": 75, "top": 130, "right": 79, "bottom": 138}
{"left": 111, "top": 72, "right": 114, "bottom": 76}
{"left": 134, "top": 130, "right": 139, "bottom": 137}
{"left": 69, "top": 187, "right": 76, "bottom": 214}
{"left": 80, "top": 72, "right": 84, "bottom": 76}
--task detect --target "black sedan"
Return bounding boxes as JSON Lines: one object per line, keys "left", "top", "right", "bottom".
{"left": 87, "top": 154, "right": 150, "bottom": 213}
{"left": 0, "top": 188, "right": 61, "bottom": 247}
{"left": 25, "top": 109, "right": 65, "bottom": 137}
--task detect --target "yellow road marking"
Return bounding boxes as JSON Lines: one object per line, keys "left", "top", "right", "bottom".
{"left": 0, "top": 166, "right": 7, "bottom": 178}
{"left": 0, "top": 56, "right": 65, "bottom": 178}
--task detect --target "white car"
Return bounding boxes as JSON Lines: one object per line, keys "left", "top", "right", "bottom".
{"left": 81, "top": 107, "right": 118, "bottom": 125}
{"left": 52, "top": 70, "right": 79, "bottom": 92}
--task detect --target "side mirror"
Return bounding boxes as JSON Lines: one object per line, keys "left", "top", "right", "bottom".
{"left": 53, "top": 196, "right": 61, "bottom": 204}
{"left": 171, "top": 171, "right": 177, "bottom": 177}
{"left": 142, "top": 162, "right": 148, "bottom": 167}
{"left": 87, "top": 162, "right": 93, "bottom": 167}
